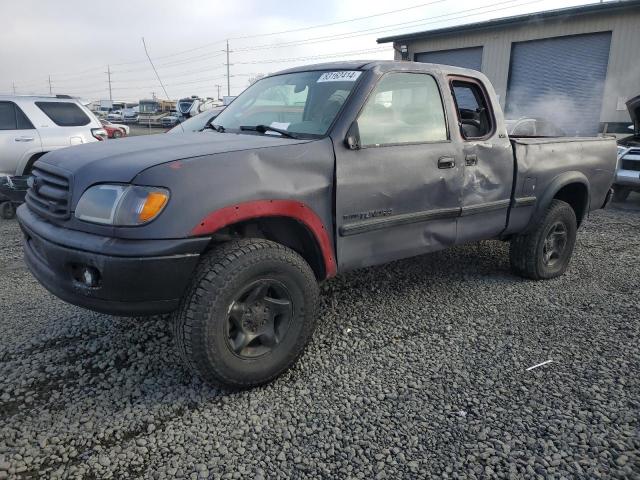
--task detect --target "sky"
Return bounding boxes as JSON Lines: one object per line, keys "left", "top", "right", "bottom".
{"left": 0, "top": 0, "right": 605, "bottom": 102}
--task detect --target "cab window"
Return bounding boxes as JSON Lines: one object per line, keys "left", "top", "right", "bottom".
{"left": 451, "top": 79, "right": 493, "bottom": 139}
{"left": 358, "top": 72, "right": 448, "bottom": 146}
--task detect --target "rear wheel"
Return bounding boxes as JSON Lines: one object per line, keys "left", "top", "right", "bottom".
{"left": 613, "top": 187, "right": 630, "bottom": 203}
{"left": 173, "top": 238, "right": 319, "bottom": 388}
{"left": 509, "top": 199, "right": 577, "bottom": 280}
{"left": 113, "top": 129, "right": 123, "bottom": 139}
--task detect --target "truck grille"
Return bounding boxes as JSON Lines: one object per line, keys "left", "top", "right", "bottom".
{"left": 25, "top": 163, "right": 72, "bottom": 220}
{"left": 620, "top": 149, "right": 640, "bottom": 171}
{"left": 621, "top": 160, "right": 640, "bottom": 172}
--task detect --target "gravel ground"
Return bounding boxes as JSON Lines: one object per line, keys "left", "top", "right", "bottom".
{"left": 0, "top": 202, "right": 639, "bottom": 479}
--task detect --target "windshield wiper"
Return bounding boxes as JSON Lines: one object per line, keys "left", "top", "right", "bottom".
{"left": 204, "top": 123, "right": 225, "bottom": 132}
{"left": 240, "top": 124, "right": 298, "bottom": 139}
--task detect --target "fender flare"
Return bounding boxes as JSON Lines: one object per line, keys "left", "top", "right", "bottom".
{"left": 530, "top": 171, "right": 590, "bottom": 227}
{"left": 15, "top": 150, "right": 46, "bottom": 176}
{"left": 191, "top": 199, "right": 337, "bottom": 278}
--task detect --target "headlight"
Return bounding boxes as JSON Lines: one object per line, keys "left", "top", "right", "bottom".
{"left": 75, "top": 184, "right": 169, "bottom": 226}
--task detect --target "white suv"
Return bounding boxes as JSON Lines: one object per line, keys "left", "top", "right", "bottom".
{"left": 0, "top": 95, "right": 107, "bottom": 176}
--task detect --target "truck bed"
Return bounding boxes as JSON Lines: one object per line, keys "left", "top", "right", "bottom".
{"left": 505, "top": 136, "right": 617, "bottom": 235}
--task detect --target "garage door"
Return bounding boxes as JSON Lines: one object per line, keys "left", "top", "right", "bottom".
{"left": 505, "top": 32, "right": 612, "bottom": 136}
{"left": 414, "top": 47, "right": 483, "bottom": 71}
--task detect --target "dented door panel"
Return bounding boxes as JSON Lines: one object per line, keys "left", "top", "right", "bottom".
{"left": 335, "top": 141, "right": 462, "bottom": 271}
{"left": 456, "top": 139, "right": 514, "bottom": 242}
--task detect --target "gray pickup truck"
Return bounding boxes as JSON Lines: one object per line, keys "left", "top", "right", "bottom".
{"left": 17, "top": 61, "right": 616, "bottom": 388}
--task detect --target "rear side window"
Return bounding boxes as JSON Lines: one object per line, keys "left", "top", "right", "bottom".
{"left": 0, "top": 101, "right": 35, "bottom": 130}
{"left": 451, "top": 80, "right": 493, "bottom": 139}
{"left": 35, "top": 101, "right": 90, "bottom": 127}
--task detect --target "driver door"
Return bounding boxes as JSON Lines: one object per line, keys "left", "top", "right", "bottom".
{"left": 335, "top": 72, "right": 463, "bottom": 271}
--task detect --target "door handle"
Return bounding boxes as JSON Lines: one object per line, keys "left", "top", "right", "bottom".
{"left": 14, "top": 137, "right": 34, "bottom": 142}
{"left": 465, "top": 154, "right": 478, "bottom": 166}
{"left": 437, "top": 156, "right": 455, "bottom": 169}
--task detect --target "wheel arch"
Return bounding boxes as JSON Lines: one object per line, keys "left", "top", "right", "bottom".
{"left": 534, "top": 172, "right": 590, "bottom": 228}
{"left": 15, "top": 151, "right": 47, "bottom": 176}
{"left": 191, "top": 200, "right": 337, "bottom": 280}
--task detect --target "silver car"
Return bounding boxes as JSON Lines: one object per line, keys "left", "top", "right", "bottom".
{"left": 0, "top": 95, "right": 106, "bottom": 176}
{"left": 614, "top": 94, "right": 639, "bottom": 202}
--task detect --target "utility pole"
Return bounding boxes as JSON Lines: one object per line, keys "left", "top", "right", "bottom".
{"left": 225, "top": 40, "right": 231, "bottom": 97}
{"left": 106, "top": 65, "right": 113, "bottom": 101}
{"left": 12, "top": 82, "right": 16, "bottom": 94}
{"left": 48, "top": 75, "right": 52, "bottom": 95}
{"left": 215, "top": 84, "right": 222, "bottom": 101}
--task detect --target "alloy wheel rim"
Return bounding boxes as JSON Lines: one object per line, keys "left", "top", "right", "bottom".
{"left": 542, "top": 221, "right": 568, "bottom": 267}
{"left": 225, "top": 279, "right": 293, "bottom": 359}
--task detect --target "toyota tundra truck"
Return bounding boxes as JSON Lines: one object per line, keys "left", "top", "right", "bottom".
{"left": 17, "top": 61, "right": 617, "bottom": 388}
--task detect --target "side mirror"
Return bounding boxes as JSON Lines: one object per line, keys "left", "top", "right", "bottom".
{"left": 344, "top": 122, "right": 361, "bottom": 150}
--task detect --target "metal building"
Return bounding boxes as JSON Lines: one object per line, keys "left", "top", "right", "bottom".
{"left": 378, "top": 1, "right": 640, "bottom": 135}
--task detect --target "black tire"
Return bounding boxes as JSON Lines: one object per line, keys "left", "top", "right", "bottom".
{"left": 173, "top": 238, "right": 319, "bottom": 388}
{"left": 613, "top": 187, "right": 630, "bottom": 203}
{"left": 0, "top": 202, "right": 16, "bottom": 220}
{"left": 509, "top": 199, "right": 577, "bottom": 280}
{"left": 113, "top": 130, "right": 123, "bottom": 139}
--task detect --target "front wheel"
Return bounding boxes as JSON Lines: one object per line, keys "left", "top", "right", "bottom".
{"left": 509, "top": 199, "right": 577, "bottom": 280}
{"left": 113, "top": 129, "right": 123, "bottom": 139}
{"left": 173, "top": 239, "right": 319, "bottom": 388}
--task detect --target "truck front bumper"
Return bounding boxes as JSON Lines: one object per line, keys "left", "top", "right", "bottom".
{"left": 615, "top": 169, "right": 640, "bottom": 189}
{"left": 17, "top": 206, "right": 210, "bottom": 316}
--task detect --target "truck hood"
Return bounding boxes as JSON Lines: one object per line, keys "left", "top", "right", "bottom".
{"left": 38, "top": 131, "right": 312, "bottom": 183}
{"left": 627, "top": 94, "right": 639, "bottom": 136}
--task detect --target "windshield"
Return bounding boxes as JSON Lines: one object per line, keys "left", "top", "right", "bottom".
{"left": 139, "top": 102, "right": 158, "bottom": 113}
{"left": 168, "top": 108, "right": 224, "bottom": 133}
{"left": 213, "top": 70, "right": 363, "bottom": 137}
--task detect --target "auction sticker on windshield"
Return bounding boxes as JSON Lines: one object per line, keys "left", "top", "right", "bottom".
{"left": 317, "top": 71, "right": 362, "bottom": 82}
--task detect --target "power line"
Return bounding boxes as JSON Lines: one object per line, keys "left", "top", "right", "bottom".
{"left": 228, "top": 0, "right": 448, "bottom": 40}
{"left": 108, "top": 47, "right": 389, "bottom": 91}
{"left": 53, "top": 0, "right": 448, "bottom": 72}
{"left": 8, "top": 0, "right": 510, "bottom": 83}
{"left": 141, "top": 37, "right": 172, "bottom": 101}
{"left": 10, "top": 0, "right": 549, "bottom": 97}
{"left": 232, "top": 47, "right": 389, "bottom": 65}
{"left": 233, "top": 0, "right": 538, "bottom": 52}
{"left": 111, "top": 51, "right": 226, "bottom": 75}
{"left": 49, "top": 0, "right": 529, "bottom": 88}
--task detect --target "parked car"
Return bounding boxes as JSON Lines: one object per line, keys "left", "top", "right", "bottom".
{"left": 0, "top": 94, "right": 106, "bottom": 177}
{"left": 17, "top": 62, "right": 616, "bottom": 388}
{"left": 506, "top": 117, "right": 566, "bottom": 137}
{"left": 161, "top": 113, "right": 182, "bottom": 129}
{"left": 106, "top": 110, "right": 124, "bottom": 122}
{"left": 122, "top": 107, "right": 139, "bottom": 124}
{"left": 613, "top": 94, "right": 639, "bottom": 202}
{"left": 100, "top": 119, "right": 129, "bottom": 139}
{"left": 167, "top": 106, "right": 225, "bottom": 133}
